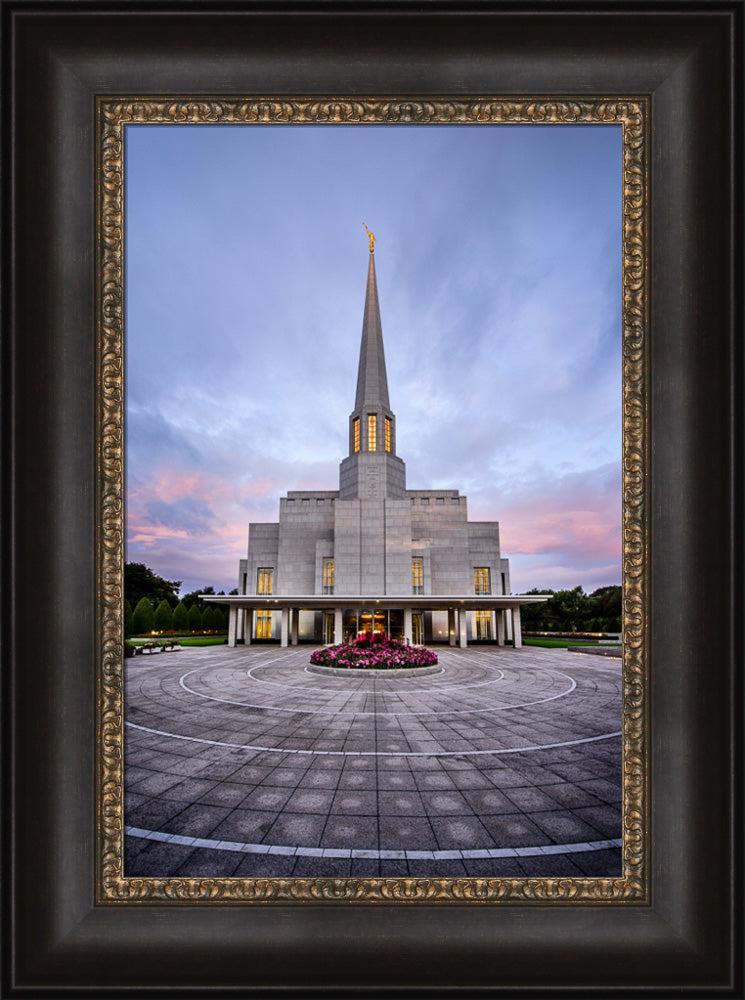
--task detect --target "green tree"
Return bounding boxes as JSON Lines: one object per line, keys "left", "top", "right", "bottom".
{"left": 124, "top": 598, "right": 134, "bottom": 637}
{"left": 181, "top": 585, "right": 215, "bottom": 611}
{"left": 172, "top": 601, "right": 188, "bottom": 631}
{"left": 187, "top": 604, "right": 202, "bottom": 632}
{"left": 201, "top": 606, "right": 216, "bottom": 631}
{"left": 154, "top": 599, "right": 173, "bottom": 631}
{"left": 518, "top": 588, "right": 555, "bottom": 631}
{"left": 132, "top": 597, "right": 155, "bottom": 635}
{"left": 125, "top": 562, "right": 181, "bottom": 608}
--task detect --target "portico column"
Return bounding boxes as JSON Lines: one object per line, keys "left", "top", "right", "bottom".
{"left": 334, "top": 608, "right": 342, "bottom": 644}
{"left": 236, "top": 608, "right": 245, "bottom": 643}
{"left": 290, "top": 609, "right": 299, "bottom": 646}
{"left": 512, "top": 606, "right": 522, "bottom": 648}
{"left": 245, "top": 609, "right": 253, "bottom": 645}
{"left": 496, "top": 610, "right": 505, "bottom": 646}
{"left": 280, "top": 607, "right": 289, "bottom": 647}
{"left": 458, "top": 607, "right": 468, "bottom": 648}
{"left": 448, "top": 609, "right": 456, "bottom": 646}
{"left": 404, "top": 607, "right": 413, "bottom": 644}
{"left": 505, "top": 608, "right": 513, "bottom": 643}
{"left": 227, "top": 605, "right": 238, "bottom": 647}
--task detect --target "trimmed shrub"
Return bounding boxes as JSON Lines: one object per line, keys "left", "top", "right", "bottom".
{"left": 124, "top": 598, "right": 134, "bottom": 637}
{"left": 187, "top": 604, "right": 202, "bottom": 632}
{"left": 172, "top": 601, "right": 188, "bottom": 631}
{"left": 132, "top": 597, "right": 155, "bottom": 635}
{"left": 154, "top": 599, "right": 173, "bottom": 631}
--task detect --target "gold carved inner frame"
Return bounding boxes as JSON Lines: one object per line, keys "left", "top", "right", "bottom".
{"left": 97, "top": 97, "right": 648, "bottom": 904}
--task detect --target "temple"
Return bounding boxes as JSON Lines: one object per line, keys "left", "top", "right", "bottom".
{"left": 209, "top": 236, "right": 547, "bottom": 647}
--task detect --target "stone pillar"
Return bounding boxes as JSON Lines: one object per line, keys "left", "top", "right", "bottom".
{"left": 280, "top": 607, "right": 289, "bottom": 647}
{"left": 334, "top": 608, "right": 342, "bottom": 645}
{"left": 403, "top": 607, "right": 413, "bottom": 644}
{"left": 245, "top": 609, "right": 253, "bottom": 645}
{"left": 227, "top": 605, "right": 238, "bottom": 647}
{"left": 512, "top": 606, "right": 522, "bottom": 648}
{"left": 448, "top": 609, "right": 456, "bottom": 646}
{"left": 458, "top": 607, "right": 468, "bottom": 648}
{"left": 505, "top": 608, "right": 513, "bottom": 643}
{"left": 291, "top": 609, "right": 299, "bottom": 646}
{"left": 496, "top": 610, "right": 505, "bottom": 646}
{"left": 236, "top": 608, "right": 245, "bottom": 643}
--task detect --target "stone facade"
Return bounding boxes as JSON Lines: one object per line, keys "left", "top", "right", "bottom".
{"left": 238, "top": 248, "right": 515, "bottom": 644}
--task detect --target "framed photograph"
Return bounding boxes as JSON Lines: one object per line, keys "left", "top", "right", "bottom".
{"left": 5, "top": 2, "right": 741, "bottom": 994}
{"left": 113, "top": 106, "right": 637, "bottom": 896}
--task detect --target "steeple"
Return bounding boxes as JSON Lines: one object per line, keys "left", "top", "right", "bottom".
{"left": 354, "top": 245, "right": 391, "bottom": 411}
{"left": 338, "top": 234, "right": 407, "bottom": 500}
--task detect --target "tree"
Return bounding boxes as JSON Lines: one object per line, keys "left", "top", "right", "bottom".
{"left": 201, "top": 606, "right": 216, "bottom": 631}
{"left": 124, "top": 598, "right": 134, "bottom": 637}
{"left": 125, "top": 562, "right": 181, "bottom": 609}
{"left": 172, "top": 601, "right": 188, "bottom": 631}
{"left": 154, "top": 599, "right": 173, "bottom": 631}
{"left": 181, "top": 585, "right": 215, "bottom": 612}
{"left": 132, "top": 597, "right": 155, "bottom": 635}
{"left": 187, "top": 604, "right": 202, "bottom": 632}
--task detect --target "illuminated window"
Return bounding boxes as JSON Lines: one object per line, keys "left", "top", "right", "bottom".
{"left": 385, "top": 417, "right": 391, "bottom": 452}
{"left": 256, "top": 610, "right": 272, "bottom": 639}
{"left": 474, "top": 567, "right": 491, "bottom": 595}
{"left": 257, "top": 568, "right": 273, "bottom": 594}
{"left": 323, "top": 557, "right": 334, "bottom": 595}
{"left": 353, "top": 417, "right": 360, "bottom": 452}
{"left": 368, "top": 414, "right": 377, "bottom": 451}
{"left": 475, "top": 610, "right": 492, "bottom": 640}
{"left": 412, "top": 557, "right": 423, "bottom": 595}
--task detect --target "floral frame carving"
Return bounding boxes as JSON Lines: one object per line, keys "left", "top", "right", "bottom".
{"left": 97, "top": 97, "right": 649, "bottom": 905}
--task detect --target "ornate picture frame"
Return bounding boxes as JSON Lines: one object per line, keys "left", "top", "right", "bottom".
{"left": 99, "top": 97, "right": 648, "bottom": 904}
{"left": 5, "top": 4, "right": 740, "bottom": 994}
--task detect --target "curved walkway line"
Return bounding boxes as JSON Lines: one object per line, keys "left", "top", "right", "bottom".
{"left": 177, "top": 667, "right": 576, "bottom": 717}
{"left": 124, "top": 720, "right": 622, "bottom": 756}
{"left": 124, "top": 825, "right": 622, "bottom": 862}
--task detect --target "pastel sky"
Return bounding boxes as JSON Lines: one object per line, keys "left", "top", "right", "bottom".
{"left": 125, "top": 122, "right": 622, "bottom": 597}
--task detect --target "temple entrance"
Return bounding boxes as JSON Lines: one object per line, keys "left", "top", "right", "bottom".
{"left": 358, "top": 611, "right": 387, "bottom": 637}
{"left": 322, "top": 612, "right": 335, "bottom": 645}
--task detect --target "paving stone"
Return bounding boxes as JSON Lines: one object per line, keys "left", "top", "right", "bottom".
{"left": 175, "top": 848, "right": 245, "bottom": 877}
{"left": 321, "top": 814, "right": 378, "bottom": 849}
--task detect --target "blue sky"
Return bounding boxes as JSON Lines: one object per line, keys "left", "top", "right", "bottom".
{"left": 125, "top": 123, "right": 622, "bottom": 596}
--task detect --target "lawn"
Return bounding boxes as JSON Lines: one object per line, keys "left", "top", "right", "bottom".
{"left": 523, "top": 638, "right": 622, "bottom": 650}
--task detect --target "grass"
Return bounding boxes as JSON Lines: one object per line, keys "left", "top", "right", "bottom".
{"left": 523, "top": 638, "right": 622, "bottom": 649}
{"left": 174, "top": 637, "right": 228, "bottom": 647}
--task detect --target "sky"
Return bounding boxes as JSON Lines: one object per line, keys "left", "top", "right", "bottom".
{"left": 125, "top": 123, "right": 622, "bottom": 597}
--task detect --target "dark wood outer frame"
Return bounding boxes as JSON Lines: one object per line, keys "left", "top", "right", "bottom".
{"left": 3, "top": 3, "right": 741, "bottom": 995}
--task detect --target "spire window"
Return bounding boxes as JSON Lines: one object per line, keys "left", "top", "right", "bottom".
{"left": 367, "top": 414, "right": 377, "bottom": 451}
{"left": 385, "top": 417, "right": 392, "bottom": 452}
{"left": 474, "top": 567, "right": 491, "bottom": 595}
{"left": 257, "top": 568, "right": 274, "bottom": 595}
{"left": 353, "top": 418, "right": 360, "bottom": 453}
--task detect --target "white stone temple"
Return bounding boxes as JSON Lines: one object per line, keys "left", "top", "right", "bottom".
{"left": 210, "top": 233, "right": 547, "bottom": 648}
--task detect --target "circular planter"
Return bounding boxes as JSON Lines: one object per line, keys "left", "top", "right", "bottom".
{"left": 307, "top": 663, "right": 442, "bottom": 677}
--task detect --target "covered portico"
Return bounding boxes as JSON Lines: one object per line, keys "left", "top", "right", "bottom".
{"left": 203, "top": 594, "right": 549, "bottom": 649}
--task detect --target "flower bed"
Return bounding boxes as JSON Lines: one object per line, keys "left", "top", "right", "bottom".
{"left": 310, "top": 633, "right": 438, "bottom": 670}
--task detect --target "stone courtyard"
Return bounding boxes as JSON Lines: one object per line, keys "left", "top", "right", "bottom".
{"left": 124, "top": 644, "right": 623, "bottom": 878}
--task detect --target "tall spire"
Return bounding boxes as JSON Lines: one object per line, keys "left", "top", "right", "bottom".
{"left": 354, "top": 248, "right": 391, "bottom": 411}
{"left": 338, "top": 234, "right": 407, "bottom": 500}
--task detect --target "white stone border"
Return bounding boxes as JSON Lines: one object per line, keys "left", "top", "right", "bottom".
{"left": 125, "top": 719, "right": 622, "bottom": 756}
{"left": 124, "top": 825, "right": 622, "bottom": 862}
